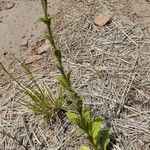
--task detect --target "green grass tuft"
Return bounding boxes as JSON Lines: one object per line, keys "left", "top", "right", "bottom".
{"left": 0, "top": 61, "right": 66, "bottom": 118}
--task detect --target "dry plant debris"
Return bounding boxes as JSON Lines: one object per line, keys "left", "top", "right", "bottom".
{"left": 37, "top": 43, "right": 50, "bottom": 55}
{"left": 94, "top": 15, "right": 113, "bottom": 27}
{"left": 25, "top": 55, "right": 42, "bottom": 64}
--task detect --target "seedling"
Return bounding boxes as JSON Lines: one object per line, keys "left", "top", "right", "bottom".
{"left": 40, "top": 0, "right": 111, "bottom": 149}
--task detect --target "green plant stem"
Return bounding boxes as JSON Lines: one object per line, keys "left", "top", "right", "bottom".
{"left": 40, "top": 0, "right": 79, "bottom": 99}
{"left": 41, "top": 0, "right": 85, "bottom": 124}
{"left": 40, "top": 1, "right": 110, "bottom": 150}
{"left": 40, "top": 0, "right": 89, "bottom": 144}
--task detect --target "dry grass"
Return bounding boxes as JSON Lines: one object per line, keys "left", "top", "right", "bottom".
{"left": 0, "top": 0, "right": 150, "bottom": 149}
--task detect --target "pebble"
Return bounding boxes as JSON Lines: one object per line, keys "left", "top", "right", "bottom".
{"left": 21, "top": 40, "right": 28, "bottom": 47}
{"left": 3, "top": 51, "right": 8, "bottom": 56}
{"left": 25, "top": 55, "right": 42, "bottom": 64}
{"left": 5, "top": 3, "right": 14, "bottom": 9}
{"left": 94, "top": 15, "right": 113, "bottom": 27}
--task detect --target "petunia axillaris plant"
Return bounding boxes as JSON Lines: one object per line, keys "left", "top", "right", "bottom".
{"left": 39, "top": 0, "right": 111, "bottom": 149}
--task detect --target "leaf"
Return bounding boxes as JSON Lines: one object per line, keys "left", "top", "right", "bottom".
{"left": 100, "top": 130, "right": 110, "bottom": 150}
{"left": 54, "top": 49, "right": 62, "bottom": 60}
{"left": 15, "top": 58, "right": 45, "bottom": 97}
{"left": 66, "top": 112, "right": 78, "bottom": 122}
{"left": 92, "top": 118, "right": 103, "bottom": 144}
{"left": 57, "top": 66, "right": 64, "bottom": 75}
{"left": 38, "top": 14, "right": 52, "bottom": 24}
{"left": 45, "top": 34, "right": 52, "bottom": 42}
{"left": 83, "top": 108, "right": 91, "bottom": 121}
{"left": 67, "top": 70, "right": 71, "bottom": 82}
{"left": 57, "top": 75, "right": 68, "bottom": 89}
{"left": 82, "top": 108, "right": 91, "bottom": 129}
{"left": 0, "top": 62, "right": 25, "bottom": 89}
{"left": 55, "top": 99, "right": 64, "bottom": 109}
{"left": 80, "top": 145, "right": 90, "bottom": 150}
{"left": 38, "top": 17, "right": 47, "bottom": 24}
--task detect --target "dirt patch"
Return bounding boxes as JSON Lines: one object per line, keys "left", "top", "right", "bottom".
{"left": 0, "top": 0, "right": 42, "bottom": 58}
{"left": 106, "top": 0, "right": 150, "bottom": 35}
{"left": 132, "top": 0, "right": 150, "bottom": 34}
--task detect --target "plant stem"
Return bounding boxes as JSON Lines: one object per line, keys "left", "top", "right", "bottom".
{"left": 40, "top": 1, "right": 110, "bottom": 150}
{"left": 40, "top": 0, "right": 85, "bottom": 133}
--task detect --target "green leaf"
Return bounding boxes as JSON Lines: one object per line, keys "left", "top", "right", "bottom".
{"left": 54, "top": 49, "right": 62, "bottom": 60}
{"left": 57, "top": 66, "right": 64, "bottom": 75}
{"left": 38, "top": 14, "right": 52, "bottom": 24}
{"left": 67, "top": 70, "right": 71, "bottom": 82}
{"left": 38, "top": 17, "right": 47, "bottom": 24}
{"left": 55, "top": 99, "right": 64, "bottom": 109}
{"left": 100, "top": 130, "right": 110, "bottom": 150}
{"left": 45, "top": 34, "right": 52, "bottom": 42}
{"left": 66, "top": 112, "right": 78, "bottom": 122}
{"left": 92, "top": 118, "right": 103, "bottom": 144}
{"left": 81, "top": 108, "right": 91, "bottom": 129}
{"left": 57, "top": 75, "right": 68, "bottom": 89}
{"left": 83, "top": 108, "right": 91, "bottom": 121}
{"left": 80, "top": 145, "right": 90, "bottom": 150}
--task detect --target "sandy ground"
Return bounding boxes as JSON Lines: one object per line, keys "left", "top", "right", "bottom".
{"left": 107, "top": 0, "right": 150, "bottom": 35}
{"left": 0, "top": 0, "right": 150, "bottom": 150}
{"left": 0, "top": 0, "right": 42, "bottom": 56}
{"left": 0, "top": 0, "right": 149, "bottom": 60}
{"left": 0, "top": 0, "right": 61, "bottom": 59}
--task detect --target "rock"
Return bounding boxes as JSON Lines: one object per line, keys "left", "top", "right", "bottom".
{"left": 0, "top": 93, "right": 2, "bottom": 98}
{"left": 22, "top": 35, "right": 26, "bottom": 38}
{"left": 5, "top": 3, "right": 14, "bottom": 9}
{"left": 0, "top": 16, "right": 2, "bottom": 22}
{"left": 3, "top": 51, "right": 8, "bottom": 56}
{"left": 25, "top": 55, "right": 42, "bottom": 64}
{"left": 21, "top": 40, "right": 28, "bottom": 47}
{"left": 37, "top": 43, "right": 50, "bottom": 54}
{"left": 94, "top": 15, "right": 113, "bottom": 27}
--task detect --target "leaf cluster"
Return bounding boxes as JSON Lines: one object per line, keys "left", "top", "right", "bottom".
{"left": 67, "top": 109, "right": 110, "bottom": 150}
{"left": 0, "top": 62, "right": 66, "bottom": 117}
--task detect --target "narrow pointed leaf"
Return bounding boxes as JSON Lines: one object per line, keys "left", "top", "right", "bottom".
{"left": 80, "top": 145, "right": 90, "bottom": 150}
{"left": 100, "top": 130, "right": 110, "bottom": 150}
{"left": 38, "top": 17, "right": 47, "bottom": 24}
{"left": 57, "top": 76, "right": 68, "bottom": 89}
{"left": 92, "top": 118, "right": 103, "bottom": 144}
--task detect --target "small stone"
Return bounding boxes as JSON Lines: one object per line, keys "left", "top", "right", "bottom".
{"left": 5, "top": 3, "right": 14, "bottom": 9}
{"left": 0, "top": 93, "right": 2, "bottom": 98}
{"left": 3, "top": 51, "right": 8, "bottom": 56}
{"left": 22, "top": 35, "right": 26, "bottom": 38}
{"left": 38, "top": 43, "right": 50, "bottom": 54}
{"left": 21, "top": 40, "right": 28, "bottom": 47}
{"left": 25, "top": 55, "right": 42, "bottom": 64}
{"left": 94, "top": 15, "right": 113, "bottom": 27}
